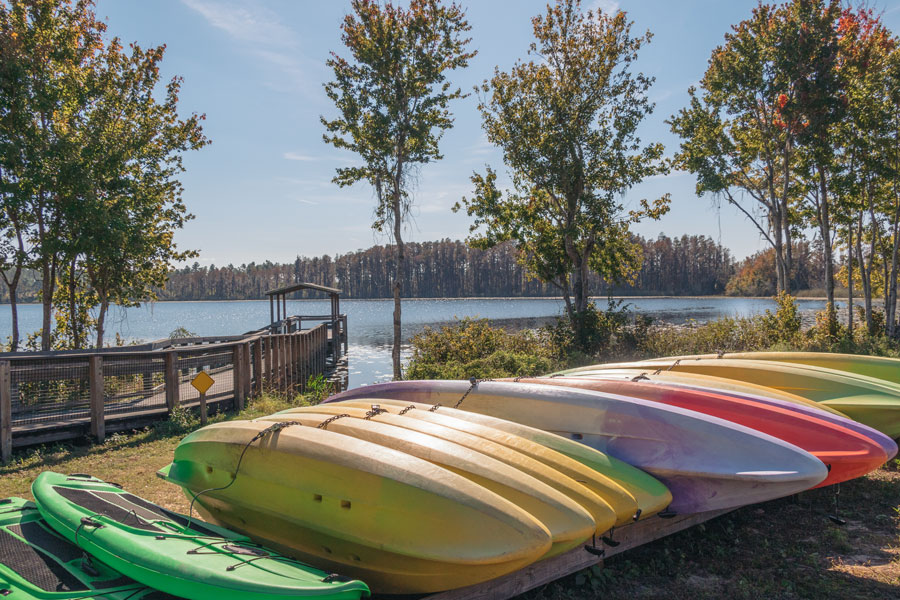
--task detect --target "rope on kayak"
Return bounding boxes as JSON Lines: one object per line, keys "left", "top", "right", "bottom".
{"left": 716, "top": 350, "right": 726, "bottom": 358}
{"left": 398, "top": 404, "right": 417, "bottom": 415}
{"left": 316, "top": 414, "right": 350, "bottom": 429}
{"left": 364, "top": 406, "right": 387, "bottom": 419}
{"left": 664, "top": 359, "right": 682, "bottom": 371}
{"left": 630, "top": 373, "right": 650, "bottom": 382}
{"left": 185, "top": 421, "right": 301, "bottom": 530}
{"left": 450, "top": 377, "right": 493, "bottom": 409}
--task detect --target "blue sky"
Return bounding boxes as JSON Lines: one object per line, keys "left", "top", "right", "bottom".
{"left": 93, "top": 0, "right": 900, "bottom": 267}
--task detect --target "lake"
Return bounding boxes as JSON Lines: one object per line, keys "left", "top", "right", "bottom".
{"left": 0, "top": 297, "right": 841, "bottom": 387}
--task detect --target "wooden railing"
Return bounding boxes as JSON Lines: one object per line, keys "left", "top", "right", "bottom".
{"left": 0, "top": 315, "right": 345, "bottom": 462}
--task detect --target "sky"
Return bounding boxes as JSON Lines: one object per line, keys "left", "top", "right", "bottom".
{"left": 92, "top": 0, "right": 900, "bottom": 267}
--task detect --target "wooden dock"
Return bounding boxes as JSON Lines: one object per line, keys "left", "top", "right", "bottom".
{"left": 0, "top": 313, "right": 348, "bottom": 460}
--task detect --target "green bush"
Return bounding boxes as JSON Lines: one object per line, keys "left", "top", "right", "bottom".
{"left": 406, "top": 318, "right": 557, "bottom": 379}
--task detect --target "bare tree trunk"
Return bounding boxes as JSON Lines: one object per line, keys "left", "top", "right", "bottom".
{"left": 8, "top": 285, "right": 19, "bottom": 351}
{"left": 95, "top": 298, "right": 108, "bottom": 349}
{"left": 391, "top": 195, "right": 403, "bottom": 381}
{"left": 68, "top": 259, "right": 79, "bottom": 349}
{"left": 888, "top": 195, "right": 900, "bottom": 336}
{"left": 40, "top": 261, "right": 54, "bottom": 351}
{"left": 848, "top": 223, "right": 854, "bottom": 332}
{"left": 818, "top": 167, "right": 835, "bottom": 328}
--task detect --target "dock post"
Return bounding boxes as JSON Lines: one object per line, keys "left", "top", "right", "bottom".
{"left": 253, "top": 338, "right": 262, "bottom": 397}
{"left": 232, "top": 344, "right": 244, "bottom": 411}
{"left": 165, "top": 351, "right": 179, "bottom": 411}
{"left": 89, "top": 356, "right": 105, "bottom": 442}
{"left": 0, "top": 361, "right": 11, "bottom": 463}
{"left": 243, "top": 341, "right": 252, "bottom": 400}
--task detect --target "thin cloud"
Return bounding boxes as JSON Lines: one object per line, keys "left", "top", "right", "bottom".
{"left": 283, "top": 152, "right": 318, "bottom": 162}
{"left": 181, "top": 0, "right": 315, "bottom": 96}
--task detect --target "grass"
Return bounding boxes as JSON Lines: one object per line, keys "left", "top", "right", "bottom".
{"left": 0, "top": 393, "right": 306, "bottom": 510}
{"left": 523, "top": 459, "right": 900, "bottom": 600}
{"left": 0, "top": 389, "right": 897, "bottom": 599}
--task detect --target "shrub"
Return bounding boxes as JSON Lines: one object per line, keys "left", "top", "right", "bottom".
{"left": 407, "top": 318, "right": 556, "bottom": 379}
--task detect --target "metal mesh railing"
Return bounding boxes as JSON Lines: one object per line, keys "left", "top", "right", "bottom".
{"left": 177, "top": 348, "right": 234, "bottom": 406}
{"left": 102, "top": 355, "right": 167, "bottom": 416}
{"left": 10, "top": 358, "right": 91, "bottom": 426}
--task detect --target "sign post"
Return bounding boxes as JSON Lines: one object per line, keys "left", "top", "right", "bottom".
{"left": 190, "top": 371, "right": 215, "bottom": 425}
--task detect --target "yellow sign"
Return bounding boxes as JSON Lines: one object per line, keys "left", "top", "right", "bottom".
{"left": 191, "top": 371, "right": 215, "bottom": 394}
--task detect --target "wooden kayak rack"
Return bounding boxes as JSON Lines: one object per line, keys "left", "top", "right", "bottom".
{"left": 420, "top": 508, "right": 731, "bottom": 600}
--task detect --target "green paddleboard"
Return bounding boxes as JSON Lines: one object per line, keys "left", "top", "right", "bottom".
{"left": 0, "top": 496, "right": 170, "bottom": 600}
{"left": 32, "top": 473, "right": 369, "bottom": 600}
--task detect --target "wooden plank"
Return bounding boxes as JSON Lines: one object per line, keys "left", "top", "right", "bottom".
{"left": 0, "top": 361, "right": 11, "bottom": 463}
{"left": 243, "top": 342, "right": 252, "bottom": 400}
{"left": 88, "top": 356, "right": 105, "bottom": 442}
{"left": 232, "top": 344, "right": 244, "bottom": 411}
{"left": 252, "top": 339, "right": 263, "bottom": 397}
{"left": 266, "top": 336, "right": 274, "bottom": 391}
{"left": 424, "top": 509, "right": 732, "bottom": 600}
{"left": 165, "top": 351, "right": 179, "bottom": 411}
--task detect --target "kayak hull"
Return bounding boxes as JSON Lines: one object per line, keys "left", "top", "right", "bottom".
{"left": 325, "top": 380, "right": 828, "bottom": 514}
{"left": 159, "top": 420, "right": 551, "bottom": 594}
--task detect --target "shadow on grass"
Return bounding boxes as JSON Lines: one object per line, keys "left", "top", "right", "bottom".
{"left": 524, "top": 471, "right": 900, "bottom": 600}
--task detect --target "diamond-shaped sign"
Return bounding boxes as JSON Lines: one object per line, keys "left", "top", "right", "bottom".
{"left": 191, "top": 371, "right": 215, "bottom": 394}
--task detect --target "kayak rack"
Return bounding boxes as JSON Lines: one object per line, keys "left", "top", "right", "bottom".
{"left": 422, "top": 508, "right": 731, "bottom": 600}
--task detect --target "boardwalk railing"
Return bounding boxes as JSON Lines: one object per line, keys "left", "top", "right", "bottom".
{"left": 0, "top": 315, "right": 344, "bottom": 462}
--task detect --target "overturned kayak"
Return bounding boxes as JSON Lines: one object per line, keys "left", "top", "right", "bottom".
{"left": 642, "top": 352, "right": 900, "bottom": 387}
{"left": 0, "top": 496, "right": 166, "bottom": 600}
{"left": 564, "top": 359, "right": 900, "bottom": 439}
{"left": 159, "top": 420, "right": 552, "bottom": 594}
{"left": 324, "top": 380, "right": 828, "bottom": 513}
{"left": 254, "top": 410, "right": 596, "bottom": 558}
{"left": 32, "top": 472, "right": 370, "bottom": 600}
{"left": 271, "top": 405, "right": 618, "bottom": 533}
{"left": 323, "top": 389, "right": 672, "bottom": 519}
{"left": 512, "top": 377, "right": 892, "bottom": 486}
{"left": 562, "top": 369, "right": 898, "bottom": 459}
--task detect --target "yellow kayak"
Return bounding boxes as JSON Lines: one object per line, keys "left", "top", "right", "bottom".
{"left": 327, "top": 400, "right": 640, "bottom": 526}
{"left": 279, "top": 405, "right": 618, "bottom": 535}
{"left": 255, "top": 411, "right": 594, "bottom": 558}
{"left": 560, "top": 368, "right": 849, "bottom": 417}
{"left": 158, "top": 420, "right": 551, "bottom": 594}
{"left": 648, "top": 352, "right": 900, "bottom": 388}
{"left": 318, "top": 395, "right": 672, "bottom": 519}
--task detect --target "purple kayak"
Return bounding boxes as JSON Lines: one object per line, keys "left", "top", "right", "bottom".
{"left": 328, "top": 380, "right": 828, "bottom": 514}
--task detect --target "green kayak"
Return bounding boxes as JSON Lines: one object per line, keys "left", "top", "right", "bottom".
{"left": 0, "top": 496, "right": 168, "bottom": 600}
{"left": 32, "top": 473, "right": 369, "bottom": 600}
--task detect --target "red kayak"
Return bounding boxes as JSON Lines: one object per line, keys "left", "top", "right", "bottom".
{"left": 512, "top": 377, "right": 889, "bottom": 488}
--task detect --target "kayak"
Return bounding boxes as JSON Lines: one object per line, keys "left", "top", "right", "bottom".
{"left": 323, "top": 380, "right": 828, "bottom": 513}
{"left": 0, "top": 496, "right": 167, "bottom": 600}
{"left": 159, "top": 420, "right": 551, "bottom": 594}
{"left": 554, "top": 368, "right": 849, "bottom": 417}
{"left": 31, "top": 472, "right": 370, "bottom": 600}
{"left": 254, "top": 411, "right": 595, "bottom": 557}
{"left": 270, "top": 406, "right": 618, "bottom": 533}
{"left": 307, "top": 401, "right": 640, "bottom": 526}
{"left": 512, "top": 377, "right": 891, "bottom": 486}
{"left": 642, "top": 352, "right": 900, "bottom": 387}
{"left": 322, "top": 390, "right": 672, "bottom": 519}
{"left": 562, "top": 370, "right": 898, "bottom": 458}
{"left": 563, "top": 359, "right": 900, "bottom": 439}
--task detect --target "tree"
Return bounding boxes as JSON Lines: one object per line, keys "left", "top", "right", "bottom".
{"left": 669, "top": 2, "right": 834, "bottom": 296}
{"left": 456, "top": 0, "right": 669, "bottom": 345}
{"left": 77, "top": 39, "right": 205, "bottom": 347}
{"left": 0, "top": 0, "right": 106, "bottom": 350}
{"left": 322, "top": 0, "right": 474, "bottom": 379}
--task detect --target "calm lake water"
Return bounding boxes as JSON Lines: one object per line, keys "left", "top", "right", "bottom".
{"left": 0, "top": 297, "right": 840, "bottom": 387}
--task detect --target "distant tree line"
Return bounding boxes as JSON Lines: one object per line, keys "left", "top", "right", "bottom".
{"left": 150, "top": 234, "right": 734, "bottom": 300}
